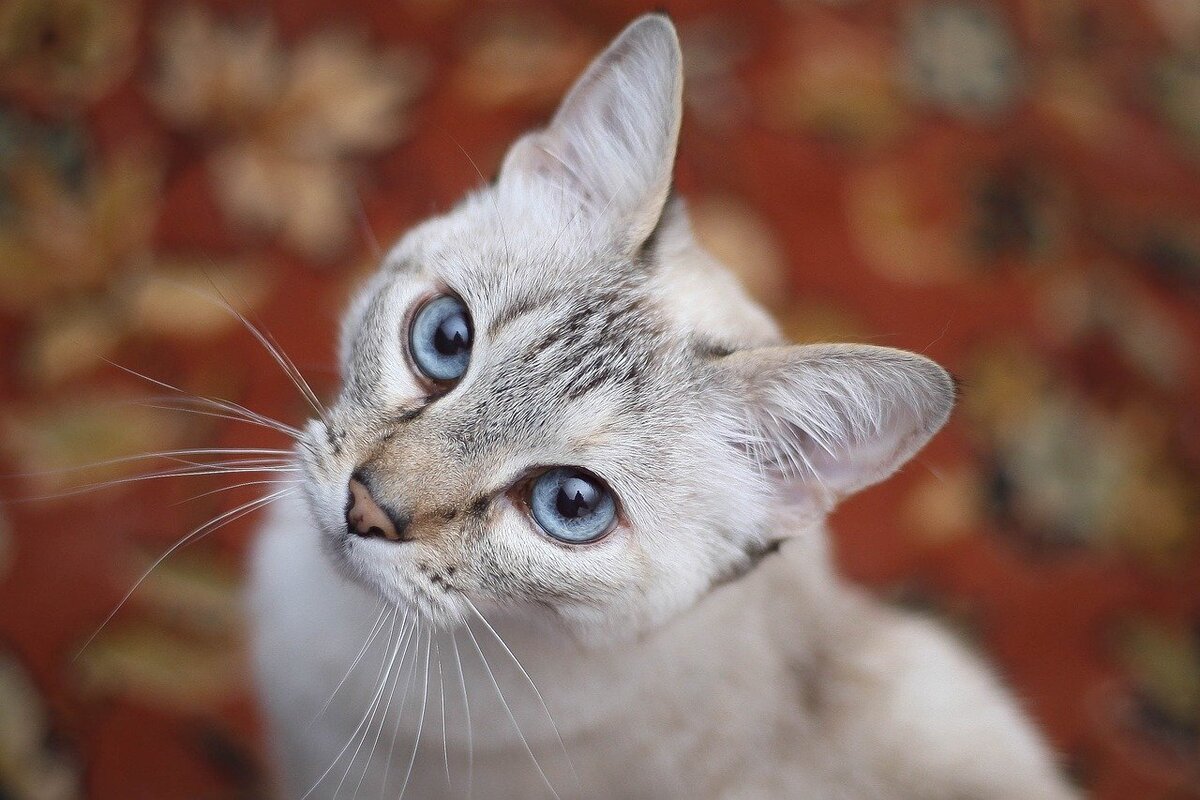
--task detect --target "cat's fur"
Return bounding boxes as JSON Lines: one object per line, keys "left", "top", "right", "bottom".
{"left": 249, "top": 15, "right": 1076, "bottom": 799}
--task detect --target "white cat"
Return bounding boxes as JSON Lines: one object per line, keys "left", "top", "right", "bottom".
{"left": 249, "top": 14, "right": 1077, "bottom": 799}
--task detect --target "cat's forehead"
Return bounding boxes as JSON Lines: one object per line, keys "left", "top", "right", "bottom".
{"left": 349, "top": 196, "right": 697, "bottom": 459}
{"left": 402, "top": 188, "right": 647, "bottom": 303}
{"left": 387, "top": 189, "right": 686, "bottom": 364}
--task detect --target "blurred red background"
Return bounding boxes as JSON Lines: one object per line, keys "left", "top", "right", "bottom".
{"left": 1, "top": 0, "right": 1198, "bottom": 797}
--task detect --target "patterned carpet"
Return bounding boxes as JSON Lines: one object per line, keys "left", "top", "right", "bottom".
{"left": 1, "top": 0, "right": 1198, "bottom": 797}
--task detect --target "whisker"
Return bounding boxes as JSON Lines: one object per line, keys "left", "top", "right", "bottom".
{"left": 450, "top": 630, "right": 473, "bottom": 800}
{"left": 122, "top": 272, "right": 324, "bottom": 424}
{"left": 397, "top": 627, "right": 433, "bottom": 800}
{"left": 137, "top": 393, "right": 301, "bottom": 438}
{"left": 380, "top": 617, "right": 423, "bottom": 800}
{"left": 261, "top": 325, "right": 328, "bottom": 423}
{"left": 463, "top": 620, "right": 561, "bottom": 800}
{"left": 18, "top": 462, "right": 299, "bottom": 503}
{"left": 354, "top": 187, "right": 384, "bottom": 260}
{"left": 3, "top": 448, "right": 292, "bottom": 480}
{"left": 309, "top": 604, "right": 391, "bottom": 729}
{"left": 450, "top": 136, "right": 512, "bottom": 270}
{"left": 350, "top": 611, "right": 418, "bottom": 800}
{"left": 105, "top": 360, "right": 303, "bottom": 438}
{"left": 303, "top": 605, "right": 403, "bottom": 800}
{"left": 137, "top": 399, "right": 301, "bottom": 438}
{"left": 135, "top": 393, "right": 301, "bottom": 436}
{"left": 169, "top": 478, "right": 302, "bottom": 507}
{"left": 205, "top": 288, "right": 329, "bottom": 425}
{"left": 465, "top": 599, "right": 580, "bottom": 789}
{"left": 336, "top": 610, "right": 409, "bottom": 800}
{"left": 73, "top": 486, "right": 295, "bottom": 660}
{"left": 434, "top": 635, "right": 451, "bottom": 788}
{"left": 331, "top": 609, "right": 400, "bottom": 800}
{"left": 154, "top": 453, "right": 292, "bottom": 469}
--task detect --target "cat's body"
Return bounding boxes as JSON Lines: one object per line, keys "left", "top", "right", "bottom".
{"left": 249, "top": 15, "right": 1076, "bottom": 799}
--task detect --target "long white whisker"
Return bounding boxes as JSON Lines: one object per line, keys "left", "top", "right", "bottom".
{"left": 352, "top": 611, "right": 419, "bottom": 800}
{"left": 104, "top": 359, "right": 303, "bottom": 437}
{"left": 261, "top": 324, "right": 328, "bottom": 423}
{"left": 309, "top": 605, "right": 391, "bottom": 729}
{"left": 354, "top": 187, "right": 384, "bottom": 260}
{"left": 463, "top": 620, "right": 561, "bottom": 800}
{"left": 451, "top": 137, "right": 512, "bottom": 270}
{"left": 23, "top": 463, "right": 299, "bottom": 502}
{"left": 465, "top": 599, "right": 579, "bottom": 789}
{"left": 303, "top": 605, "right": 402, "bottom": 800}
{"left": 138, "top": 399, "right": 301, "bottom": 438}
{"left": 330, "top": 609, "right": 400, "bottom": 800}
{"left": 397, "top": 627, "right": 433, "bottom": 800}
{"left": 156, "top": 454, "right": 294, "bottom": 470}
{"left": 380, "top": 617, "right": 423, "bottom": 799}
{"left": 170, "top": 478, "right": 302, "bottom": 507}
{"left": 135, "top": 393, "right": 302, "bottom": 436}
{"left": 5, "top": 448, "right": 292, "bottom": 479}
{"left": 340, "top": 610, "right": 412, "bottom": 800}
{"left": 451, "top": 631, "right": 473, "bottom": 800}
{"left": 205, "top": 289, "right": 329, "bottom": 425}
{"left": 73, "top": 487, "right": 295, "bottom": 660}
{"left": 434, "top": 635, "right": 450, "bottom": 788}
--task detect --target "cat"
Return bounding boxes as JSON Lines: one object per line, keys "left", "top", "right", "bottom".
{"left": 248, "top": 14, "right": 1077, "bottom": 799}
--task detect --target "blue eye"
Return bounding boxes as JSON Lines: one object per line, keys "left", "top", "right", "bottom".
{"left": 529, "top": 468, "right": 616, "bottom": 544}
{"left": 410, "top": 295, "right": 473, "bottom": 383}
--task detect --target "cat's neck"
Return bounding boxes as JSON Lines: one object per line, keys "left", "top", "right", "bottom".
{"left": 254, "top": 494, "right": 842, "bottom": 748}
{"left": 459, "top": 524, "right": 842, "bottom": 730}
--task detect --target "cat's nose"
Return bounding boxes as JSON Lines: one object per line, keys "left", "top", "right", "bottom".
{"left": 345, "top": 475, "right": 408, "bottom": 542}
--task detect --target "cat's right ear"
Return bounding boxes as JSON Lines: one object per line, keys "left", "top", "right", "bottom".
{"left": 498, "top": 14, "right": 683, "bottom": 252}
{"left": 719, "top": 344, "right": 956, "bottom": 509}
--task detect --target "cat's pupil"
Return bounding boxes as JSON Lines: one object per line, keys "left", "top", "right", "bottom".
{"left": 556, "top": 477, "right": 600, "bottom": 519}
{"left": 434, "top": 312, "right": 470, "bottom": 356}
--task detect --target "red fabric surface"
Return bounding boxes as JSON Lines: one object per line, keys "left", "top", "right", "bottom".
{"left": 1, "top": 0, "right": 1198, "bottom": 797}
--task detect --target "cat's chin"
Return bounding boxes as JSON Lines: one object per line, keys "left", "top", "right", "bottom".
{"left": 318, "top": 528, "right": 465, "bottom": 628}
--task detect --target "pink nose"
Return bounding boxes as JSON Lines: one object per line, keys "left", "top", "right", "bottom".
{"left": 345, "top": 477, "right": 404, "bottom": 541}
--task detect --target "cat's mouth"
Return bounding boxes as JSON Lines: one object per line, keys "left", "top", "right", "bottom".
{"left": 323, "top": 517, "right": 469, "bottom": 628}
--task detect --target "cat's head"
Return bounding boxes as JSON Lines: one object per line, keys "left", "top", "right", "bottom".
{"left": 296, "top": 15, "right": 955, "bottom": 643}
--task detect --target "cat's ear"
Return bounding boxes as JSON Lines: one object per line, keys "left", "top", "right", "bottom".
{"left": 499, "top": 14, "right": 682, "bottom": 250}
{"left": 721, "top": 344, "right": 956, "bottom": 505}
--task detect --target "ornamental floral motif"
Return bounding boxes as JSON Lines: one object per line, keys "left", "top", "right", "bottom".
{"left": 908, "top": 341, "right": 1198, "bottom": 562}
{"left": 0, "top": 0, "right": 137, "bottom": 109}
{"left": 452, "top": 11, "right": 592, "bottom": 110}
{"left": 761, "top": 19, "right": 909, "bottom": 149}
{"left": 149, "top": 4, "right": 429, "bottom": 260}
{"left": 0, "top": 653, "right": 80, "bottom": 800}
{"left": 901, "top": 2, "right": 1022, "bottom": 120}
{"left": 0, "top": 118, "right": 269, "bottom": 385}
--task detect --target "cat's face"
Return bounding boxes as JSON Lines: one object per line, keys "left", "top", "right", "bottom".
{"left": 294, "top": 15, "right": 955, "bottom": 643}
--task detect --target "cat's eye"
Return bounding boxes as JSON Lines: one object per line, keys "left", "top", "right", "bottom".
{"left": 409, "top": 295, "right": 473, "bottom": 384}
{"left": 529, "top": 468, "right": 616, "bottom": 544}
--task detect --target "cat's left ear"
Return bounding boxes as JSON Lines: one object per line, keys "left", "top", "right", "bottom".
{"left": 719, "top": 344, "right": 956, "bottom": 506}
{"left": 499, "top": 14, "right": 682, "bottom": 251}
